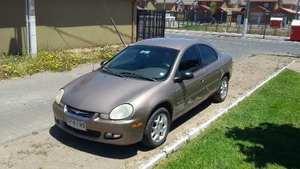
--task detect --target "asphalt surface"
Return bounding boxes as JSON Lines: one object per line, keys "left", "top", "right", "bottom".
{"left": 166, "top": 31, "right": 300, "bottom": 57}
{"left": 1, "top": 32, "right": 300, "bottom": 145}
{"left": 0, "top": 64, "right": 96, "bottom": 144}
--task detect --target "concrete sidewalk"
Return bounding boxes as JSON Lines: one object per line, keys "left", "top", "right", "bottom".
{"left": 0, "top": 63, "right": 98, "bottom": 144}
{"left": 167, "top": 29, "right": 291, "bottom": 42}
{"left": 289, "top": 60, "right": 300, "bottom": 72}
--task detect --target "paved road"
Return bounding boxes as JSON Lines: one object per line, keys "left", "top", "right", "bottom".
{"left": 0, "top": 64, "right": 96, "bottom": 144}
{"left": 166, "top": 31, "right": 300, "bottom": 57}
{"left": 1, "top": 32, "right": 300, "bottom": 145}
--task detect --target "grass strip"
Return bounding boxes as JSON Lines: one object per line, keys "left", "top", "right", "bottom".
{"left": 157, "top": 70, "right": 300, "bottom": 169}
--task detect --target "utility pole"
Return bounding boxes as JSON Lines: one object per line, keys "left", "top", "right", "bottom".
{"left": 25, "top": 0, "right": 37, "bottom": 56}
{"left": 25, "top": 0, "right": 30, "bottom": 55}
{"left": 242, "top": 0, "right": 251, "bottom": 38}
{"left": 164, "top": 0, "right": 166, "bottom": 10}
{"left": 296, "top": 0, "right": 300, "bottom": 19}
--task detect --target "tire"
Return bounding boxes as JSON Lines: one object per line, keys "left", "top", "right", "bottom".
{"left": 212, "top": 76, "right": 229, "bottom": 103}
{"left": 142, "top": 107, "right": 171, "bottom": 149}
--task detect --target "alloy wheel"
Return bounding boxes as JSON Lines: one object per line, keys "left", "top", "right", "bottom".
{"left": 220, "top": 78, "right": 228, "bottom": 100}
{"left": 150, "top": 113, "right": 168, "bottom": 143}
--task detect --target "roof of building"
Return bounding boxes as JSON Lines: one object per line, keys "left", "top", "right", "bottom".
{"left": 155, "top": 0, "right": 197, "bottom": 5}
{"left": 198, "top": 0, "right": 224, "bottom": 2}
{"left": 133, "top": 38, "right": 212, "bottom": 50}
{"left": 276, "top": 7, "right": 297, "bottom": 14}
{"left": 221, "top": 7, "right": 243, "bottom": 13}
{"left": 199, "top": 4, "right": 211, "bottom": 11}
{"left": 155, "top": 0, "right": 177, "bottom": 3}
{"left": 257, "top": 5, "right": 271, "bottom": 12}
{"left": 281, "top": 0, "right": 298, "bottom": 5}
{"left": 240, "top": 0, "right": 277, "bottom": 4}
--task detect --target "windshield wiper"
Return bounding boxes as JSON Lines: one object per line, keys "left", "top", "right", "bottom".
{"left": 120, "top": 72, "right": 157, "bottom": 82}
{"left": 101, "top": 67, "right": 125, "bottom": 78}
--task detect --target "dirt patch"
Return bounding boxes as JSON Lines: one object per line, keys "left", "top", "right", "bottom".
{"left": 0, "top": 55, "right": 296, "bottom": 169}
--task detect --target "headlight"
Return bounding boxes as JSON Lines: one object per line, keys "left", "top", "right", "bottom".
{"left": 109, "top": 104, "right": 134, "bottom": 120}
{"left": 55, "top": 89, "right": 64, "bottom": 105}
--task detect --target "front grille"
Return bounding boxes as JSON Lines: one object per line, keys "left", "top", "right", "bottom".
{"left": 64, "top": 123, "right": 101, "bottom": 138}
{"left": 67, "top": 106, "right": 95, "bottom": 118}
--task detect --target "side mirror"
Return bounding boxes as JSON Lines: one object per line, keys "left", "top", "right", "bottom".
{"left": 174, "top": 71, "right": 194, "bottom": 83}
{"left": 100, "top": 60, "right": 107, "bottom": 67}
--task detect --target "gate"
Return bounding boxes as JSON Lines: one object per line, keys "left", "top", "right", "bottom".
{"left": 136, "top": 10, "right": 166, "bottom": 41}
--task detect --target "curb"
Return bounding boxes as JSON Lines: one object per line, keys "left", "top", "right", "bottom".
{"left": 166, "top": 29, "right": 289, "bottom": 41}
{"left": 139, "top": 60, "right": 296, "bottom": 169}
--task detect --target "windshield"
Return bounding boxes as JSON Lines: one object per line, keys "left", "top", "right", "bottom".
{"left": 102, "top": 45, "right": 179, "bottom": 81}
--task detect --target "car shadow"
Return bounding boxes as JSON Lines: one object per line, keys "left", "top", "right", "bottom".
{"left": 49, "top": 98, "right": 213, "bottom": 159}
{"left": 225, "top": 123, "right": 300, "bottom": 168}
{"left": 49, "top": 126, "right": 141, "bottom": 159}
{"left": 171, "top": 98, "right": 212, "bottom": 131}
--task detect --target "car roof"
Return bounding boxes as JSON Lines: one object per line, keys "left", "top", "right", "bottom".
{"left": 132, "top": 38, "right": 211, "bottom": 51}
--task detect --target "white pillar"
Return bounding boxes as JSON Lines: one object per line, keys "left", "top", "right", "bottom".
{"left": 242, "top": 18, "right": 248, "bottom": 37}
{"left": 297, "top": 0, "right": 300, "bottom": 19}
{"left": 25, "top": 0, "right": 37, "bottom": 56}
{"left": 242, "top": 0, "right": 250, "bottom": 38}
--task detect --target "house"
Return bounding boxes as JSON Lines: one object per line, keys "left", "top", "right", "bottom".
{"left": 195, "top": 0, "right": 222, "bottom": 22}
{"left": 280, "top": 0, "right": 298, "bottom": 10}
{"left": 155, "top": 0, "right": 197, "bottom": 12}
{"left": 273, "top": 7, "right": 297, "bottom": 24}
{"left": 272, "top": 0, "right": 299, "bottom": 24}
{"left": 154, "top": 0, "right": 179, "bottom": 11}
{"left": 218, "top": 0, "right": 244, "bottom": 22}
{"left": 239, "top": 0, "right": 278, "bottom": 24}
{"left": 198, "top": 0, "right": 224, "bottom": 12}
{"left": 136, "top": 0, "right": 157, "bottom": 10}
{"left": 221, "top": 6, "right": 244, "bottom": 22}
{"left": 0, "top": 0, "right": 136, "bottom": 55}
{"left": 196, "top": 0, "right": 239, "bottom": 23}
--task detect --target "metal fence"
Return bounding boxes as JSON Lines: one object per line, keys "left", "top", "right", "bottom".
{"left": 166, "top": 11, "right": 292, "bottom": 37}
{"left": 136, "top": 9, "right": 166, "bottom": 41}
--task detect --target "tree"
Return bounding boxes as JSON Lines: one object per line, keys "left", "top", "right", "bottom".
{"left": 210, "top": 2, "right": 218, "bottom": 15}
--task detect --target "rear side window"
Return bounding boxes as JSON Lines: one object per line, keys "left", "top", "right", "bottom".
{"left": 178, "top": 45, "right": 201, "bottom": 72}
{"left": 198, "top": 45, "right": 218, "bottom": 66}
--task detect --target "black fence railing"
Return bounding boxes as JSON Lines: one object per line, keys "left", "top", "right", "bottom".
{"left": 136, "top": 10, "right": 166, "bottom": 41}
{"left": 166, "top": 11, "right": 292, "bottom": 37}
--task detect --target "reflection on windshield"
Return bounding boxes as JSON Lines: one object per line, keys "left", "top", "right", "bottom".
{"left": 103, "top": 45, "right": 179, "bottom": 81}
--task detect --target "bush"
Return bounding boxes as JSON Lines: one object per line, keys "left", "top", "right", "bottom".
{"left": 0, "top": 46, "right": 120, "bottom": 80}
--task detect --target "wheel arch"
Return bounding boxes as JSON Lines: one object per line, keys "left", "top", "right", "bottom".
{"left": 223, "top": 72, "right": 231, "bottom": 80}
{"left": 149, "top": 101, "right": 173, "bottom": 121}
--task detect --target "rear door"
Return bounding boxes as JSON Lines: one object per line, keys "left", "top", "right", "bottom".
{"left": 198, "top": 44, "right": 222, "bottom": 96}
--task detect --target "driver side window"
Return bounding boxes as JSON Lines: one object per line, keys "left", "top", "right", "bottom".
{"left": 178, "top": 45, "right": 201, "bottom": 72}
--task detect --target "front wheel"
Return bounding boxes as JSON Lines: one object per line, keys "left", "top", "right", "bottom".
{"left": 212, "top": 76, "right": 229, "bottom": 103}
{"left": 142, "top": 107, "right": 170, "bottom": 149}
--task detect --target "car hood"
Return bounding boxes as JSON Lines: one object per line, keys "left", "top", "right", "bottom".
{"left": 62, "top": 71, "right": 157, "bottom": 113}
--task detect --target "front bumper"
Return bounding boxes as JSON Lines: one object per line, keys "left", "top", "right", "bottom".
{"left": 52, "top": 103, "right": 144, "bottom": 145}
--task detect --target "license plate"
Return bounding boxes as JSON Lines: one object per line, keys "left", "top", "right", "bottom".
{"left": 65, "top": 117, "right": 87, "bottom": 131}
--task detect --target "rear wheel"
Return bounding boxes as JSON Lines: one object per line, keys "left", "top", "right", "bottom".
{"left": 142, "top": 107, "right": 170, "bottom": 149}
{"left": 212, "top": 76, "right": 229, "bottom": 103}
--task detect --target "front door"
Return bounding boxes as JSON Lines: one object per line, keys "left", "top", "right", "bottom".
{"left": 173, "top": 45, "right": 208, "bottom": 118}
